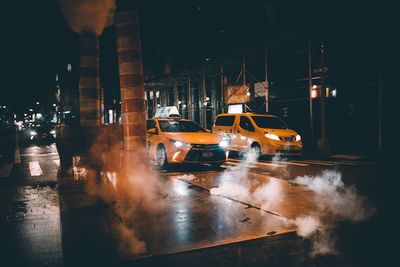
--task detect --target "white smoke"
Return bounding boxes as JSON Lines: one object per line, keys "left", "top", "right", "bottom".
{"left": 57, "top": 0, "right": 116, "bottom": 35}
{"left": 210, "top": 150, "right": 284, "bottom": 214}
{"left": 210, "top": 180, "right": 250, "bottom": 201}
{"left": 291, "top": 170, "right": 375, "bottom": 256}
{"left": 177, "top": 174, "right": 196, "bottom": 181}
{"left": 251, "top": 178, "right": 282, "bottom": 211}
{"left": 310, "top": 230, "right": 338, "bottom": 257}
{"left": 84, "top": 134, "right": 168, "bottom": 257}
{"left": 114, "top": 222, "right": 146, "bottom": 255}
{"left": 294, "top": 170, "right": 374, "bottom": 221}
{"left": 294, "top": 216, "right": 320, "bottom": 237}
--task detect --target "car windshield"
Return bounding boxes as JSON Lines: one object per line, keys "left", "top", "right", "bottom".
{"left": 158, "top": 120, "right": 206, "bottom": 132}
{"left": 251, "top": 116, "right": 288, "bottom": 129}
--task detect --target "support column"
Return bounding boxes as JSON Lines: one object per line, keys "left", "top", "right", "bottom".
{"left": 211, "top": 78, "right": 217, "bottom": 125}
{"left": 115, "top": 11, "right": 146, "bottom": 153}
{"left": 201, "top": 69, "right": 207, "bottom": 128}
{"left": 187, "top": 74, "right": 192, "bottom": 120}
{"left": 79, "top": 32, "right": 100, "bottom": 126}
{"left": 220, "top": 64, "right": 225, "bottom": 113}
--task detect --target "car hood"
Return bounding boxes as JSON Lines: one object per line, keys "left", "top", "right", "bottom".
{"left": 262, "top": 128, "right": 298, "bottom": 137}
{"left": 162, "top": 132, "right": 221, "bottom": 144}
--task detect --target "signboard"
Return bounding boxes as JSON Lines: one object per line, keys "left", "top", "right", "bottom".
{"left": 227, "top": 104, "right": 243, "bottom": 114}
{"left": 154, "top": 106, "right": 180, "bottom": 118}
{"left": 225, "top": 84, "right": 250, "bottom": 104}
{"left": 254, "top": 81, "right": 268, "bottom": 97}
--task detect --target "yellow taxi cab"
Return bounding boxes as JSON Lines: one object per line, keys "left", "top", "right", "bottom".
{"left": 212, "top": 113, "right": 303, "bottom": 157}
{"left": 146, "top": 117, "right": 228, "bottom": 169}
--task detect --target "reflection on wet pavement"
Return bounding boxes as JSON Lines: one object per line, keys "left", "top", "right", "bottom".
{"left": 0, "top": 185, "right": 63, "bottom": 267}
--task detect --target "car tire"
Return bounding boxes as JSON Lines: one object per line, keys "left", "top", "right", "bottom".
{"left": 210, "top": 162, "right": 223, "bottom": 170}
{"left": 156, "top": 145, "right": 169, "bottom": 169}
{"left": 250, "top": 143, "right": 261, "bottom": 159}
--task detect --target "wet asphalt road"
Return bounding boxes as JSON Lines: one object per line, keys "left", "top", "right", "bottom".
{"left": 0, "top": 137, "right": 385, "bottom": 267}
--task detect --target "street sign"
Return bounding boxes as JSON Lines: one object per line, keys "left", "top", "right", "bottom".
{"left": 254, "top": 81, "right": 268, "bottom": 97}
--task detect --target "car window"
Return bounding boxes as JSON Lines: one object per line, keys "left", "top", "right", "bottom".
{"left": 251, "top": 116, "right": 288, "bottom": 129}
{"left": 146, "top": 120, "right": 156, "bottom": 130}
{"left": 239, "top": 116, "right": 254, "bottom": 131}
{"left": 215, "top": 116, "right": 235, "bottom": 126}
{"left": 158, "top": 120, "right": 206, "bottom": 132}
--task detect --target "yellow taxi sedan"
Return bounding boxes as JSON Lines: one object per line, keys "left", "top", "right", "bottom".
{"left": 146, "top": 118, "right": 228, "bottom": 169}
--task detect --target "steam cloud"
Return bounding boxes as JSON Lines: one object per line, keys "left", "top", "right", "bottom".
{"left": 57, "top": 0, "right": 116, "bottom": 35}
{"left": 82, "top": 130, "right": 168, "bottom": 256}
{"left": 291, "top": 170, "right": 375, "bottom": 256}
{"left": 293, "top": 170, "right": 375, "bottom": 222}
{"left": 210, "top": 150, "right": 284, "bottom": 214}
{"left": 210, "top": 152, "right": 374, "bottom": 257}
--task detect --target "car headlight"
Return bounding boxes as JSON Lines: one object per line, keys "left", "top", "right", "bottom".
{"left": 170, "top": 140, "right": 191, "bottom": 148}
{"left": 219, "top": 140, "right": 229, "bottom": 148}
{"left": 30, "top": 131, "right": 37, "bottom": 136}
{"left": 50, "top": 130, "right": 56, "bottom": 135}
{"left": 264, "top": 132, "right": 280, "bottom": 141}
{"left": 295, "top": 134, "right": 301, "bottom": 141}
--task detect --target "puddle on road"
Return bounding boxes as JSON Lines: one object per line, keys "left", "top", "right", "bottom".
{"left": 7, "top": 201, "right": 28, "bottom": 222}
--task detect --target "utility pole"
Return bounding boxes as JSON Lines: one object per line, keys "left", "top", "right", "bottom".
{"left": 242, "top": 54, "right": 246, "bottom": 86}
{"left": 316, "top": 41, "right": 330, "bottom": 155}
{"left": 220, "top": 64, "right": 224, "bottom": 113}
{"left": 308, "top": 36, "right": 314, "bottom": 150}
{"left": 264, "top": 45, "right": 269, "bottom": 113}
{"left": 378, "top": 43, "right": 383, "bottom": 153}
{"left": 202, "top": 68, "right": 207, "bottom": 128}
{"left": 187, "top": 74, "right": 191, "bottom": 120}
{"left": 243, "top": 55, "right": 246, "bottom": 112}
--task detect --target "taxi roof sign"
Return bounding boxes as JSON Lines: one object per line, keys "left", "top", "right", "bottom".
{"left": 154, "top": 106, "right": 181, "bottom": 118}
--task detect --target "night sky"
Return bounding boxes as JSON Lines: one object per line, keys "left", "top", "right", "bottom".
{"left": 1, "top": 0, "right": 383, "bottom": 114}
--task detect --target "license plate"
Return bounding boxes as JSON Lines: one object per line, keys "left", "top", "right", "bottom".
{"left": 202, "top": 151, "right": 214, "bottom": 158}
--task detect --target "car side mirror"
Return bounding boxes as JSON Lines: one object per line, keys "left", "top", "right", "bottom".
{"left": 147, "top": 128, "right": 158, "bottom": 135}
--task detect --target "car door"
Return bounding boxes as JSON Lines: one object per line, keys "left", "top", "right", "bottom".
{"left": 236, "top": 116, "right": 256, "bottom": 151}
{"left": 146, "top": 119, "right": 158, "bottom": 160}
{"left": 213, "top": 115, "right": 235, "bottom": 149}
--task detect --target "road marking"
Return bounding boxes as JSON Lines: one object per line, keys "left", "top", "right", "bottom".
{"left": 29, "top": 161, "right": 43, "bottom": 176}
{"left": 300, "top": 159, "right": 360, "bottom": 166}
{"left": 331, "top": 154, "right": 362, "bottom": 160}
{"left": 53, "top": 159, "right": 60, "bottom": 166}
{"left": 0, "top": 163, "right": 13, "bottom": 178}
{"left": 269, "top": 161, "right": 310, "bottom": 167}
{"left": 14, "top": 133, "right": 21, "bottom": 164}
{"left": 229, "top": 158, "right": 303, "bottom": 167}
{"left": 20, "top": 152, "right": 59, "bottom": 157}
{"left": 225, "top": 161, "right": 241, "bottom": 166}
{"left": 339, "top": 160, "right": 379, "bottom": 166}
{"left": 297, "top": 160, "right": 337, "bottom": 166}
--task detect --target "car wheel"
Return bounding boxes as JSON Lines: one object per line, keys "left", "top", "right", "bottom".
{"left": 156, "top": 145, "right": 169, "bottom": 169}
{"left": 250, "top": 144, "right": 261, "bottom": 159}
{"left": 210, "top": 162, "right": 223, "bottom": 170}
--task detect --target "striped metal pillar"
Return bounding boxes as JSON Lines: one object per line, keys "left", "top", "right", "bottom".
{"left": 79, "top": 32, "right": 100, "bottom": 126}
{"left": 115, "top": 11, "right": 146, "bottom": 152}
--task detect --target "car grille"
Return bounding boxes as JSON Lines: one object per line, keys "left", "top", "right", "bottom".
{"left": 280, "top": 136, "right": 295, "bottom": 142}
{"left": 191, "top": 143, "right": 220, "bottom": 149}
{"left": 185, "top": 146, "right": 225, "bottom": 162}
